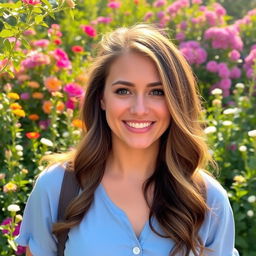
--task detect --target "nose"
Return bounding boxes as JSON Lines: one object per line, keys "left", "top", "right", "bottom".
{"left": 130, "top": 95, "right": 149, "bottom": 115}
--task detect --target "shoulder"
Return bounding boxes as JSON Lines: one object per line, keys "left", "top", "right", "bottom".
{"left": 33, "top": 163, "right": 66, "bottom": 196}
{"left": 198, "top": 170, "right": 230, "bottom": 209}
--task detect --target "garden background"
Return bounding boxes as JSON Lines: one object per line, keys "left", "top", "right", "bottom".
{"left": 0, "top": 0, "right": 256, "bottom": 255}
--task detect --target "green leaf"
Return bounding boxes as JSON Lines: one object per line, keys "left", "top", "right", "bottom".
{"left": 66, "top": 8, "right": 74, "bottom": 21}
{"left": 21, "top": 37, "right": 30, "bottom": 49}
{"left": 35, "top": 15, "right": 44, "bottom": 24}
{"left": 0, "top": 29, "right": 14, "bottom": 38}
{"left": 3, "top": 38, "right": 11, "bottom": 51}
{"left": 41, "top": 0, "right": 52, "bottom": 9}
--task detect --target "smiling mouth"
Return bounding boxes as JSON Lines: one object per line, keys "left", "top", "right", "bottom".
{"left": 123, "top": 121, "right": 155, "bottom": 129}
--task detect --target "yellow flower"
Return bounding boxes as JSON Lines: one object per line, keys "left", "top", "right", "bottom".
{"left": 7, "top": 92, "right": 20, "bottom": 100}
{"left": 3, "top": 182, "right": 17, "bottom": 193}
{"left": 10, "top": 103, "right": 22, "bottom": 110}
{"left": 233, "top": 175, "right": 246, "bottom": 184}
{"left": 12, "top": 109, "right": 26, "bottom": 117}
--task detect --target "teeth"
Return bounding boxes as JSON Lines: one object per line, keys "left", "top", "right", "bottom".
{"left": 126, "top": 122, "right": 152, "bottom": 128}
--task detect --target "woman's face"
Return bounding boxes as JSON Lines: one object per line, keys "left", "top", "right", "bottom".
{"left": 101, "top": 51, "right": 171, "bottom": 150}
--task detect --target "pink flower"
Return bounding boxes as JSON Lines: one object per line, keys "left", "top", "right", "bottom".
{"left": 153, "top": 0, "right": 166, "bottom": 7}
{"left": 180, "top": 41, "right": 207, "bottom": 65}
{"left": 157, "top": 11, "right": 165, "bottom": 19}
{"left": 179, "top": 21, "right": 187, "bottom": 31}
{"left": 206, "top": 61, "right": 218, "bottom": 72}
{"left": 192, "top": 0, "right": 202, "bottom": 4}
{"left": 16, "top": 245, "right": 26, "bottom": 255}
{"left": 97, "top": 16, "right": 112, "bottom": 24}
{"left": 205, "top": 11, "right": 217, "bottom": 26}
{"left": 175, "top": 32, "right": 185, "bottom": 41}
{"left": 39, "top": 120, "right": 50, "bottom": 130}
{"left": 66, "top": 99, "right": 76, "bottom": 109}
{"left": 22, "top": 0, "right": 40, "bottom": 5}
{"left": 1, "top": 218, "right": 21, "bottom": 236}
{"left": 144, "top": 11, "right": 153, "bottom": 21}
{"left": 229, "top": 50, "right": 240, "bottom": 61}
{"left": 33, "top": 39, "right": 50, "bottom": 48}
{"left": 218, "top": 62, "right": 230, "bottom": 78}
{"left": 81, "top": 25, "right": 97, "bottom": 37}
{"left": 213, "top": 3, "right": 226, "bottom": 16}
{"left": 23, "top": 29, "right": 36, "bottom": 36}
{"left": 219, "top": 78, "right": 231, "bottom": 90}
{"left": 230, "top": 67, "right": 241, "bottom": 79}
{"left": 64, "top": 83, "right": 84, "bottom": 98}
{"left": 53, "top": 48, "right": 71, "bottom": 69}
{"left": 107, "top": 1, "right": 121, "bottom": 8}
{"left": 20, "top": 92, "right": 30, "bottom": 100}
{"left": 21, "top": 52, "right": 50, "bottom": 69}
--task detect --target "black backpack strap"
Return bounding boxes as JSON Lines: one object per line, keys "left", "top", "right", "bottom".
{"left": 56, "top": 164, "right": 80, "bottom": 256}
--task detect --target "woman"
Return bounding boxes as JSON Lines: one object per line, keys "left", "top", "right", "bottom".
{"left": 16, "top": 24, "right": 239, "bottom": 256}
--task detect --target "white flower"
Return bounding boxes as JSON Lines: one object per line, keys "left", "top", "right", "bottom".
{"left": 247, "top": 210, "right": 254, "bottom": 217}
{"left": 239, "top": 145, "right": 247, "bottom": 152}
{"left": 38, "top": 166, "right": 44, "bottom": 171}
{"left": 0, "top": 104, "right": 3, "bottom": 110}
{"left": 211, "top": 88, "right": 222, "bottom": 95}
{"left": 248, "top": 130, "right": 256, "bottom": 137}
{"left": 7, "top": 204, "right": 20, "bottom": 212}
{"left": 62, "top": 132, "right": 69, "bottom": 138}
{"left": 204, "top": 126, "right": 217, "bottom": 134}
{"left": 222, "top": 121, "right": 233, "bottom": 126}
{"left": 248, "top": 195, "right": 256, "bottom": 203}
{"left": 223, "top": 108, "right": 240, "bottom": 115}
{"left": 40, "top": 138, "right": 53, "bottom": 147}
{"left": 17, "top": 151, "right": 23, "bottom": 156}
{"left": 15, "top": 145, "right": 23, "bottom": 151}
{"left": 235, "top": 83, "right": 245, "bottom": 89}
{"left": 73, "top": 130, "right": 81, "bottom": 135}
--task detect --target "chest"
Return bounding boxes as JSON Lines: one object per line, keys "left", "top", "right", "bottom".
{"left": 101, "top": 180, "right": 152, "bottom": 238}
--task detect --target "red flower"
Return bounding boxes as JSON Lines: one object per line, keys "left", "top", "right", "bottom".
{"left": 81, "top": 25, "right": 97, "bottom": 37}
{"left": 71, "top": 45, "right": 84, "bottom": 53}
{"left": 54, "top": 38, "right": 62, "bottom": 45}
{"left": 26, "top": 132, "right": 40, "bottom": 139}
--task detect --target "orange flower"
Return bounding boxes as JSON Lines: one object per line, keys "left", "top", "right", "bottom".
{"left": 72, "top": 119, "right": 83, "bottom": 129}
{"left": 56, "top": 101, "right": 65, "bottom": 112}
{"left": 44, "top": 76, "right": 62, "bottom": 92}
{"left": 26, "top": 132, "right": 40, "bottom": 139}
{"left": 28, "top": 81, "right": 40, "bottom": 88}
{"left": 42, "top": 100, "right": 52, "bottom": 114}
{"left": 7, "top": 92, "right": 20, "bottom": 100}
{"left": 32, "top": 92, "right": 44, "bottom": 99}
{"left": 12, "top": 109, "right": 26, "bottom": 117}
{"left": 28, "top": 114, "right": 39, "bottom": 121}
{"left": 10, "top": 103, "right": 22, "bottom": 110}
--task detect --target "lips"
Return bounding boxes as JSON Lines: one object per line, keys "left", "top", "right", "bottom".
{"left": 122, "top": 120, "right": 155, "bottom": 133}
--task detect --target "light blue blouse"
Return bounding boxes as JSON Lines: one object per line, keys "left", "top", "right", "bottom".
{"left": 15, "top": 164, "right": 239, "bottom": 256}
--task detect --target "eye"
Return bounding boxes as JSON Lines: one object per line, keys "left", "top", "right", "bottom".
{"left": 115, "top": 88, "right": 131, "bottom": 95}
{"left": 150, "top": 89, "right": 164, "bottom": 96}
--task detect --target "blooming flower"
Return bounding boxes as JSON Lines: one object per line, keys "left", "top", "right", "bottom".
{"left": 12, "top": 109, "right": 26, "bottom": 117}
{"left": 211, "top": 88, "right": 222, "bottom": 95}
{"left": 44, "top": 77, "right": 62, "bottom": 92}
{"left": 53, "top": 48, "right": 71, "bottom": 69}
{"left": 71, "top": 45, "right": 84, "bottom": 53}
{"left": 235, "top": 83, "right": 244, "bottom": 89}
{"left": 229, "top": 49, "right": 240, "bottom": 61}
{"left": 206, "top": 61, "right": 218, "bottom": 72}
{"left": 27, "top": 81, "right": 40, "bottom": 88}
{"left": 222, "top": 121, "right": 232, "bottom": 126}
{"left": 20, "top": 93, "right": 30, "bottom": 100}
{"left": 42, "top": 100, "right": 52, "bottom": 114}
{"left": 223, "top": 107, "right": 240, "bottom": 115}
{"left": 153, "top": 0, "right": 166, "bottom": 8}
{"left": 247, "top": 210, "right": 254, "bottom": 217}
{"left": 7, "top": 204, "right": 20, "bottom": 212}
{"left": 39, "top": 120, "right": 50, "bottom": 130}
{"left": 32, "top": 39, "right": 50, "bottom": 48}
{"left": 248, "top": 195, "right": 256, "bottom": 203}
{"left": 72, "top": 119, "right": 83, "bottom": 129}
{"left": 248, "top": 130, "right": 256, "bottom": 137}
{"left": 3, "top": 182, "right": 17, "bottom": 193}
{"left": 22, "top": 0, "right": 41, "bottom": 5}
{"left": 40, "top": 138, "right": 54, "bottom": 147}
{"left": 32, "top": 92, "right": 44, "bottom": 99}
{"left": 28, "top": 114, "right": 40, "bottom": 121}
{"left": 66, "top": 99, "right": 76, "bottom": 109}
{"left": 107, "top": 1, "right": 121, "bottom": 8}
{"left": 97, "top": 16, "right": 112, "bottom": 24}
{"left": 7, "top": 92, "right": 20, "bottom": 100}
{"left": 204, "top": 126, "right": 217, "bottom": 134}
{"left": 230, "top": 67, "right": 241, "bottom": 79}
{"left": 238, "top": 145, "right": 247, "bottom": 152}
{"left": 233, "top": 175, "right": 246, "bottom": 183}
{"left": 81, "top": 25, "right": 97, "bottom": 37}
{"left": 26, "top": 132, "right": 40, "bottom": 139}
{"left": 64, "top": 83, "right": 84, "bottom": 97}
{"left": 21, "top": 52, "right": 50, "bottom": 69}
{"left": 10, "top": 103, "right": 22, "bottom": 110}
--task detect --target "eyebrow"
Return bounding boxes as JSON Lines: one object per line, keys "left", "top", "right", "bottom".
{"left": 112, "top": 80, "right": 162, "bottom": 87}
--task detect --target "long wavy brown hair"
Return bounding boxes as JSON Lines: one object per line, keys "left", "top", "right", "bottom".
{"left": 45, "top": 23, "right": 218, "bottom": 256}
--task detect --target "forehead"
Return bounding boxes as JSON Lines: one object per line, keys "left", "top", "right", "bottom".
{"left": 106, "top": 51, "right": 161, "bottom": 83}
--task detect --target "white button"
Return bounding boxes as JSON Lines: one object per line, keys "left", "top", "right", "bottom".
{"left": 133, "top": 246, "right": 141, "bottom": 255}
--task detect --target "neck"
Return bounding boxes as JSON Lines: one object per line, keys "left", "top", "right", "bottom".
{"left": 104, "top": 139, "right": 159, "bottom": 183}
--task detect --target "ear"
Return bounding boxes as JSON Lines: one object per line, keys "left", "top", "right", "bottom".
{"left": 100, "top": 99, "right": 106, "bottom": 110}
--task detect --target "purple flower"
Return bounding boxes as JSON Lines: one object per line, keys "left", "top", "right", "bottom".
{"left": 1, "top": 218, "right": 21, "bottom": 236}
{"left": 219, "top": 78, "right": 232, "bottom": 90}
{"left": 39, "top": 120, "right": 50, "bottom": 130}
{"left": 64, "top": 83, "right": 84, "bottom": 98}
{"left": 205, "top": 11, "right": 217, "bottom": 26}
{"left": 20, "top": 92, "right": 30, "bottom": 100}
{"left": 144, "top": 11, "right": 153, "bottom": 21}
{"left": 229, "top": 50, "right": 240, "bottom": 61}
{"left": 157, "top": 11, "right": 165, "bottom": 19}
{"left": 16, "top": 245, "right": 26, "bottom": 255}
{"left": 175, "top": 32, "right": 185, "bottom": 41}
{"left": 107, "top": 1, "right": 121, "bottom": 9}
{"left": 153, "top": 0, "right": 166, "bottom": 7}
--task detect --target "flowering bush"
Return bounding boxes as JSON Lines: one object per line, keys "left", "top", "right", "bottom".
{"left": 0, "top": 0, "right": 256, "bottom": 255}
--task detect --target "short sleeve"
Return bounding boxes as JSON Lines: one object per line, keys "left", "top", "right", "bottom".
{"left": 15, "top": 164, "right": 65, "bottom": 256}
{"left": 200, "top": 171, "right": 240, "bottom": 256}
